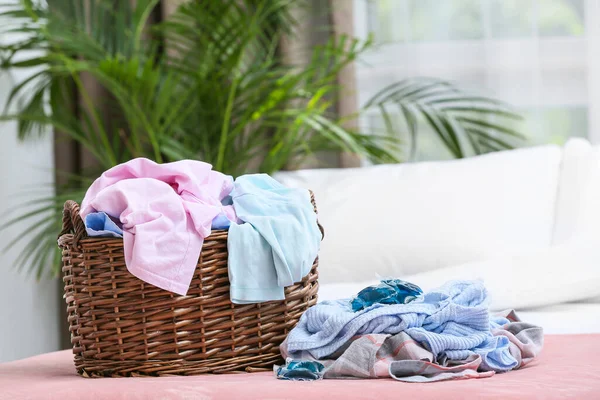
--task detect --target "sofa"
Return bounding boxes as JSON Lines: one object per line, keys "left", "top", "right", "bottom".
{"left": 2, "top": 138, "right": 600, "bottom": 399}
{"left": 276, "top": 137, "right": 600, "bottom": 334}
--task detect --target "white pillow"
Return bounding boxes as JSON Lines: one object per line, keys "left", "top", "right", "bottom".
{"left": 276, "top": 145, "right": 562, "bottom": 284}
{"left": 403, "top": 232, "right": 600, "bottom": 310}
{"left": 319, "top": 238, "right": 600, "bottom": 310}
{"left": 318, "top": 233, "right": 600, "bottom": 311}
{"left": 552, "top": 138, "right": 600, "bottom": 244}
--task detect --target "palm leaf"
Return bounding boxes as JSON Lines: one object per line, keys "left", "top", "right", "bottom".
{"left": 364, "top": 77, "right": 526, "bottom": 159}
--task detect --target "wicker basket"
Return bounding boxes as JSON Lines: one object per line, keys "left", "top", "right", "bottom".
{"left": 57, "top": 194, "right": 322, "bottom": 377}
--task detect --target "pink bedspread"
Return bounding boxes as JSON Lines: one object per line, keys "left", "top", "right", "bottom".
{"left": 1, "top": 335, "right": 599, "bottom": 400}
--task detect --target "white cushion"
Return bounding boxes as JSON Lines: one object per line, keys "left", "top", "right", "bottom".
{"left": 401, "top": 233, "right": 600, "bottom": 311}
{"left": 318, "top": 232, "right": 600, "bottom": 311}
{"left": 275, "top": 145, "right": 562, "bottom": 284}
{"left": 552, "top": 138, "right": 600, "bottom": 244}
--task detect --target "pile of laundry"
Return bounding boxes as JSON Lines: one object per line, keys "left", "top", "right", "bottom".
{"left": 276, "top": 280, "right": 544, "bottom": 382}
{"left": 80, "top": 158, "right": 321, "bottom": 302}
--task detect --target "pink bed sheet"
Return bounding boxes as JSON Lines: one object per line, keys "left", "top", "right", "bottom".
{"left": 1, "top": 334, "right": 599, "bottom": 400}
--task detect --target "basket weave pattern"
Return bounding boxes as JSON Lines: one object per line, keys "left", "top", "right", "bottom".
{"left": 58, "top": 194, "right": 321, "bottom": 377}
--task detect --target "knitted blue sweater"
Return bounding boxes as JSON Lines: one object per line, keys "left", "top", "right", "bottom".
{"left": 285, "top": 280, "right": 518, "bottom": 372}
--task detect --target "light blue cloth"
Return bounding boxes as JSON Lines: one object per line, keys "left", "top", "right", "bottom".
{"left": 210, "top": 195, "right": 235, "bottom": 230}
{"left": 84, "top": 212, "right": 124, "bottom": 238}
{"left": 227, "top": 174, "right": 321, "bottom": 304}
{"left": 285, "top": 281, "right": 519, "bottom": 372}
{"left": 441, "top": 314, "right": 517, "bottom": 372}
{"left": 211, "top": 214, "right": 232, "bottom": 230}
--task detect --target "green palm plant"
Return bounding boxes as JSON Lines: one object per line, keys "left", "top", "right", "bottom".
{"left": 0, "top": 0, "right": 525, "bottom": 277}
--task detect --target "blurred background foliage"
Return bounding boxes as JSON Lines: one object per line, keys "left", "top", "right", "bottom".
{"left": 0, "top": 0, "right": 525, "bottom": 276}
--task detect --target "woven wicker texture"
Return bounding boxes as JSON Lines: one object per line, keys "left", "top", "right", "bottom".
{"left": 58, "top": 194, "right": 321, "bottom": 377}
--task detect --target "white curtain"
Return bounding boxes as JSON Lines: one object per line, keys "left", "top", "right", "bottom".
{"left": 353, "top": 0, "right": 600, "bottom": 160}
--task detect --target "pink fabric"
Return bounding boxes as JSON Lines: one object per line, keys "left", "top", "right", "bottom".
{"left": 1, "top": 334, "right": 599, "bottom": 400}
{"left": 80, "top": 158, "right": 235, "bottom": 295}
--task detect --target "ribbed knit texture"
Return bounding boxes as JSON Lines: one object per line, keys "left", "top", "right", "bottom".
{"left": 285, "top": 280, "right": 519, "bottom": 372}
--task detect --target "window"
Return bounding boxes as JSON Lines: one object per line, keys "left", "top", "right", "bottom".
{"left": 354, "top": 0, "right": 600, "bottom": 160}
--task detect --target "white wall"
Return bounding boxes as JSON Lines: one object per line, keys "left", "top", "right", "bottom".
{"left": 0, "top": 27, "right": 61, "bottom": 362}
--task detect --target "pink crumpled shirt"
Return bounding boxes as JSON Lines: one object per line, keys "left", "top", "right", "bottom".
{"left": 80, "top": 158, "right": 236, "bottom": 295}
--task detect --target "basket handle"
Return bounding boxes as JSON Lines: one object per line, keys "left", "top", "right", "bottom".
{"left": 58, "top": 200, "right": 87, "bottom": 248}
{"left": 308, "top": 190, "right": 325, "bottom": 240}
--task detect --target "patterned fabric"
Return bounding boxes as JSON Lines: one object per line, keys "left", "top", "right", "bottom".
{"left": 275, "top": 360, "right": 325, "bottom": 381}
{"left": 351, "top": 279, "right": 422, "bottom": 312}
{"left": 278, "top": 310, "right": 543, "bottom": 382}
